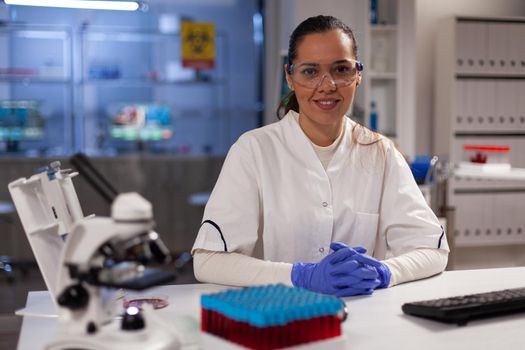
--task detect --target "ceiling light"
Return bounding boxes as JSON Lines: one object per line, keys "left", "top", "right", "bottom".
{"left": 4, "top": 0, "right": 144, "bottom": 11}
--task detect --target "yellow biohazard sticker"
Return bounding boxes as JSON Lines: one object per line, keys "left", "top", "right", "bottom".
{"left": 181, "top": 21, "right": 215, "bottom": 69}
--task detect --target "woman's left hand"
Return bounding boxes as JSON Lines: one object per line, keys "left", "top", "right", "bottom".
{"left": 330, "top": 242, "right": 392, "bottom": 290}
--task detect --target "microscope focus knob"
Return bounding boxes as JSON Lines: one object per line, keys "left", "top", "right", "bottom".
{"left": 57, "top": 284, "right": 89, "bottom": 310}
{"left": 122, "top": 306, "right": 145, "bottom": 331}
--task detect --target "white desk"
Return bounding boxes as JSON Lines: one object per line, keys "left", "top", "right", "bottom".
{"left": 17, "top": 267, "right": 525, "bottom": 349}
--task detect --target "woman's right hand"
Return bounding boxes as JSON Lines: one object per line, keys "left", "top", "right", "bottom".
{"left": 291, "top": 246, "right": 380, "bottom": 296}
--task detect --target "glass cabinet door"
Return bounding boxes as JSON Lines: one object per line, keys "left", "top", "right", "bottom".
{"left": 79, "top": 25, "right": 228, "bottom": 155}
{"left": 0, "top": 24, "right": 73, "bottom": 156}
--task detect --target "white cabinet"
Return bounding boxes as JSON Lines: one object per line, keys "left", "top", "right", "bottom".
{"left": 362, "top": 0, "right": 416, "bottom": 157}
{"left": 366, "top": 24, "right": 397, "bottom": 136}
{"left": 434, "top": 16, "right": 525, "bottom": 248}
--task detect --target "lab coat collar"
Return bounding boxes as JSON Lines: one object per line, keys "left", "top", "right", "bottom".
{"left": 282, "top": 110, "right": 355, "bottom": 178}
{"left": 282, "top": 111, "right": 325, "bottom": 175}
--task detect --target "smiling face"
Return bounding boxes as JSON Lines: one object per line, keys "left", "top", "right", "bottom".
{"left": 285, "top": 29, "right": 361, "bottom": 144}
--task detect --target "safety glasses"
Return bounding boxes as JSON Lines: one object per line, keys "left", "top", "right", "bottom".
{"left": 287, "top": 58, "right": 364, "bottom": 89}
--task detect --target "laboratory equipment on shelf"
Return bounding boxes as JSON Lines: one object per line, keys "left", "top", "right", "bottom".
{"left": 109, "top": 103, "right": 173, "bottom": 142}
{"left": 8, "top": 157, "right": 180, "bottom": 350}
{"left": 0, "top": 100, "right": 45, "bottom": 152}
{"left": 459, "top": 144, "right": 511, "bottom": 172}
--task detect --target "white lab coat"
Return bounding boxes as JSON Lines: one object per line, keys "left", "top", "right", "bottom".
{"left": 192, "top": 110, "right": 448, "bottom": 264}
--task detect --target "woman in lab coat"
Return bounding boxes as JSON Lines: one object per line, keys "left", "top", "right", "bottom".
{"left": 192, "top": 15, "right": 448, "bottom": 297}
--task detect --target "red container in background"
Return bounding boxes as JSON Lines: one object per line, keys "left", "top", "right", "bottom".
{"left": 461, "top": 145, "right": 511, "bottom": 171}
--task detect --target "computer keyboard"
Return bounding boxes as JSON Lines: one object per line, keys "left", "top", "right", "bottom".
{"left": 402, "top": 287, "right": 525, "bottom": 325}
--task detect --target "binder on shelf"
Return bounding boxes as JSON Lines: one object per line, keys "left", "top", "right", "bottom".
{"left": 493, "top": 193, "right": 506, "bottom": 242}
{"left": 467, "top": 80, "right": 478, "bottom": 131}
{"left": 455, "top": 22, "right": 470, "bottom": 73}
{"left": 482, "top": 193, "right": 495, "bottom": 244}
{"left": 465, "top": 80, "right": 476, "bottom": 130}
{"left": 487, "top": 23, "right": 509, "bottom": 75}
{"left": 508, "top": 24, "right": 522, "bottom": 75}
{"left": 498, "top": 193, "right": 510, "bottom": 241}
{"left": 503, "top": 193, "right": 515, "bottom": 240}
{"left": 486, "top": 23, "right": 498, "bottom": 74}
{"left": 507, "top": 80, "right": 517, "bottom": 132}
{"left": 473, "top": 80, "right": 485, "bottom": 132}
{"left": 502, "top": 81, "right": 511, "bottom": 132}
{"left": 464, "top": 80, "right": 475, "bottom": 132}
{"left": 457, "top": 80, "right": 467, "bottom": 131}
{"left": 501, "top": 23, "right": 512, "bottom": 75}
{"left": 470, "top": 22, "right": 488, "bottom": 75}
{"left": 504, "top": 192, "right": 519, "bottom": 239}
{"left": 454, "top": 80, "right": 464, "bottom": 131}
{"left": 494, "top": 80, "right": 507, "bottom": 132}
{"left": 519, "top": 25, "right": 525, "bottom": 75}
{"left": 510, "top": 192, "right": 525, "bottom": 237}
{"left": 481, "top": 80, "right": 496, "bottom": 132}
{"left": 495, "top": 81, "right": 503, "bottom": 132}
{"left": 517, "top": 80, "right": 525, "bottom": 131}
{"left": 508, "top": 80, "right": 520, "bottom": 132}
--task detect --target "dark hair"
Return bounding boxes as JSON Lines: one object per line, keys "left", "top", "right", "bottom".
{"left": 276, "top": 15, "right": 358, "bottom": 119}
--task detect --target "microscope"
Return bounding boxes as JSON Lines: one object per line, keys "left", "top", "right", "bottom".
{"left": 9, "top": 154, "right": 180, "bottom": 350}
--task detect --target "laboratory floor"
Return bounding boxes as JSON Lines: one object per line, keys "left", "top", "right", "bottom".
{"left": 0, "top": 258, "right": 197, "bottom": 349}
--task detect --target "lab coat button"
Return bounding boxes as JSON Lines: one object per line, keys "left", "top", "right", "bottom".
{"left": 322, "top": 202, "right": 328, "bottom": 207}
{"left": 319, "top": 247, "right": 325, "bottom": 253}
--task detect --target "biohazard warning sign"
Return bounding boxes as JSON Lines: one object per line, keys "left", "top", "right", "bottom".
{"left": 181, "top": 21, "right": 215, "bottom": 69}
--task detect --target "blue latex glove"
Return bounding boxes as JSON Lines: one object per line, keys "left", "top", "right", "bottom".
{"left": 329, "top": 259, "right": 381, "bottom": 297}
{"left": 291, "top": 246, "right": 379, "bottom": 296}
{"left": 330, "top": 242, "right": 392, "bottom": 289}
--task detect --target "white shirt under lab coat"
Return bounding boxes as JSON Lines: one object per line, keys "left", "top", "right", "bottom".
{"left": 192, "top": 110, "right": 448, "bottom": 266}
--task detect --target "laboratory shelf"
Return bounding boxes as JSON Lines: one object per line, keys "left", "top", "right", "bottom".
{"left": 455, "top": 132, "right": 525, "bottom": 137}
{"left": 79, "top": 79, "right": 224, "bottom": 87}
{"left": 0, "top": 23, "right": 74, "bottom": 155}
{"left": 0, "top": 77, "right": 71, "bottom": 84}
{"left": 454, "top": 167, "right": 525, "bottom": 181}
{"left": 435, "top": 16, "right": 525, "bottom": 249}
{"left": 456, "top": 74, "right": 525, "bottom": 80}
